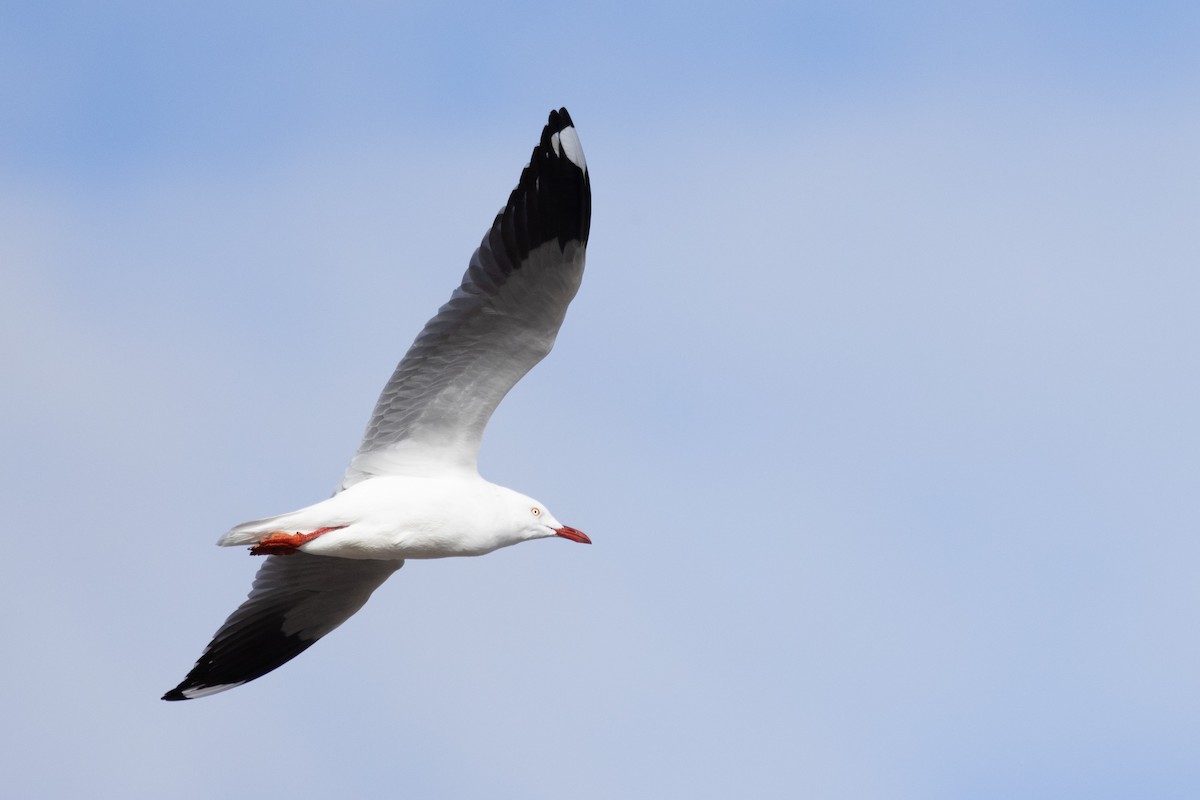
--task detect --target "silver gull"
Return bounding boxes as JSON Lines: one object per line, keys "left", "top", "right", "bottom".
{"left": 163, "top": 108, "right": 591, "bottom": 701}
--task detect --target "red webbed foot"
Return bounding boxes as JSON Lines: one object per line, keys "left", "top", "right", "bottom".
{"left": 249, "top": 526, "right": 345, "bottom": 556}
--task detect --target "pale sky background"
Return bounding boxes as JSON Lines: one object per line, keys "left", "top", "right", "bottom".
{"left": 2, "top": 2, "right": 1198, "bottom": 798}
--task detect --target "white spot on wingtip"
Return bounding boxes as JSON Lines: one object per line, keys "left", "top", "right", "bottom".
{"left": 555, "top": 127, "right": 587, "bottom": 171}
{"left": 556, "top": 125, "right": 585, "bottom": 171}
{"left": 181, "top": 682, "right": 246, "bottom": 699}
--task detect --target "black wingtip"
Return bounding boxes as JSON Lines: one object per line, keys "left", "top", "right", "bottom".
{"left": 491, "top": 106, "right": 590, "bottom": 263}
{"left": 546, "top": 107, "right": 574, "bottom": 134}
{"left": 161, "top": 626, "right": 318, "bottom": 702}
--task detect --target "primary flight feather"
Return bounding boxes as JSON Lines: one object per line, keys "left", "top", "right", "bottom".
{"left": 164, "top": 108, "right": 591, "bottom": 701}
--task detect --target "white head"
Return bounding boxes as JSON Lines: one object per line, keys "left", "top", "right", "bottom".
{"left": 505, "top": 490, "right": 591, "bottom": 545}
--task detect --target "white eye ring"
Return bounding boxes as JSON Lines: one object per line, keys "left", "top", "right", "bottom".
{"left": 531, "top": 507, "right": 542, "bottom": 517}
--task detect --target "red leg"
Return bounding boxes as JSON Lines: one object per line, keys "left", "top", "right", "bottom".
{"left": 249, "top": 526, "right": 346, "bottom": 556}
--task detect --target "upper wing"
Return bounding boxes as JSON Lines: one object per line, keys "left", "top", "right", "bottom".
{"left": 162, "top": 553, "right": 402, "bottom": 700}
{"left": 340, "top": 108, "right": 591, "bottom": 490}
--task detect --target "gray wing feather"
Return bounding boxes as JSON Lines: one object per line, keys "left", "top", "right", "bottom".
{"left": 341, "top": 108, "right": 591, "bottom": 489}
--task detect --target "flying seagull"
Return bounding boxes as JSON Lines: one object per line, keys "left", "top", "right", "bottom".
{"left": 164, "top": 108, "right": 591, "bottom": 701}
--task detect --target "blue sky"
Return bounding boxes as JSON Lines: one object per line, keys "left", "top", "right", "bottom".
{"left": 2, "top": 2, "right": 1198, "bottom": 798}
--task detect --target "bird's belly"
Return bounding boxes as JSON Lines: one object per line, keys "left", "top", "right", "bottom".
{"left": 298, "top": 523, "right": 504, "bottom": 560}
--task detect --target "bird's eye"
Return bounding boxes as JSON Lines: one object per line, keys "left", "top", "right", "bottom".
{"left": 531, "top": 507, "right": 542, "bottom": 517}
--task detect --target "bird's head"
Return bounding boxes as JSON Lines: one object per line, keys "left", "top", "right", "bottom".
{"left": 507, "top": 491, "right": 591, "bottom": 545}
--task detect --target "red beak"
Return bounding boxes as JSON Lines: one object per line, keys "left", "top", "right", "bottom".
{"left": 554, "top": 526, "right": 592, "bottom": 544}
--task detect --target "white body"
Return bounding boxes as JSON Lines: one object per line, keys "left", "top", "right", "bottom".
{"left": 219, "top": 475, "right": 566, "bottom": 560}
